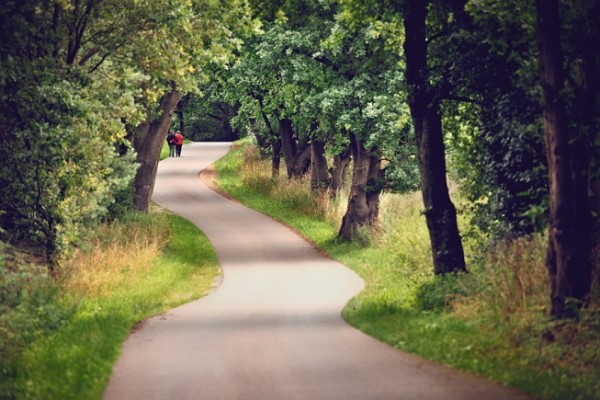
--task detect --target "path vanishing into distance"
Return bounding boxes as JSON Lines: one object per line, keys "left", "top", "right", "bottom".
{"left": 103, "top": 142, "right": 531, "bottom": 400}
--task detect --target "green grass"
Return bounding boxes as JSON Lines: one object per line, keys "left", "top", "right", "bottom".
{"left": 214, "top": 138, "right": 600, "bottom": 400}
{"left": 1, "top": 212, "right": 220, "bottom": 400}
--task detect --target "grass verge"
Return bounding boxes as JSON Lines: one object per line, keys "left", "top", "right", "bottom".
{"left": 1, "top": 210, "right": 220, "bottom": 399}
{"left": 214, "top": 138, "right": 600, "bottom": 400}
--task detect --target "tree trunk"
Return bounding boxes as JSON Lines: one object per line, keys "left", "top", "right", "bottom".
{"left": 339, "top": 133, "right": 381, "bottom": 240}
{"left": 536, "top": 0, "right": 593, "bottom": 318}
{"left": 403, "top": 0, "right": 466, "bottom": 274}
{"left": 222, "top": 116, "right": 237, "bottom": 141}
{"left": 367, "top": 154, "right": 382, "bottom": 224}
{"left": 176, "top": 98, "right": 185, "bottom": 133}
{"left": 310, "top": 136, "right": 330, "bottom": 191}
{"left": 272, "top": 137, "right": 282, "bottom": 178}
{"left": 330, "top": 146, "right": 352, "bottom": 196}
{"left": 251, "top": 112, "right": 281, "bottom": 177}
{"left": 279, "top": 118, "right": 297, "bottom": 179}
{"left": 249, "top": 117, "right": 270, "bottom": 159}
{"left": 579, "top": 14, "right": 600, "bottom": 263}
{"left": 132, "top": 90, "right": 181, "bottom": 212}
{"left": 279, "top": 118, "right": 310, "bottom": 179}
{"left": 293, "top": 145, "right": 311, "bottom": 177}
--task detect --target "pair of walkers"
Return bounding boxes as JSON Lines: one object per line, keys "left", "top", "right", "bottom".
{"left": 166, "top": 130, "right": 184, "bottom": 157}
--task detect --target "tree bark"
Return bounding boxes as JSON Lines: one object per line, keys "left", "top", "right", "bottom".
{"left": 249, "top": 117, "right": 270, "bottom": 159}
{"left": 279, "top": 118, "right": 297, "bottom": 179}
{"left": 271, "top": 137, "right": 282, "bottom": 178}
{"left": 132, "top": 90, "right": 181, "bottom": 212}
{"left": 310, "top": 136, "right": 330, "bottom": 191}
{"left": 579, "top": 11, "right": 600, "bottom": 262}
{"left": 536, "top": 0, "right": 593, "bottom": 318}
{"left": 176, "top": 98, "right": 185, "bottom": 133}
{"left": 367, "top": 155, "right": 382, "bottom": 224}
{"left": 403, "top": 0, "right": 466, "bottom": 274}
{"left": 279, "top": 118, "right": 310, "bottom": 179}
{"left": 330, "top": 146, "right": 352, "bottom": 196}
{"left": 338, "top": 133, "right": 381, "bottom": 240}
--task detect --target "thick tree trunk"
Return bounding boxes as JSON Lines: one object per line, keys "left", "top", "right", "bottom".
{"left": 403, "top": 0, "right": 466, "bottom": 274}
{"left": 339, "top": 133, "right": 381, "bottom": 240}
{"left": 279, "top": 118, "right": 310, "bottom": 179}
{"left": 536, "top": 0, "right": 592, "bottom": 318}
{"left": 132, "top": 90, "right": 181, "bottom": 212}
{"left": 330, "top": 147, "right": 352, "bottom": 196}
{"left": 294, "top": 145, "right": 311, "bottom": 177}
{"left": 310, "top": 136, "right": 330, "bottom": 191}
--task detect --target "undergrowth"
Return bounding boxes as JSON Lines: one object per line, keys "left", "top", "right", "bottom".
{"left": 1, "top": 209, "right": 220, "bottom": 399}
{"left": 215, "top": 138, "right": 600, "bottom": 400}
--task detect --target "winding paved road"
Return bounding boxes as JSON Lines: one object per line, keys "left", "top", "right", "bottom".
{"left": 103, "top": 142, "right": 530, "bottom": 400}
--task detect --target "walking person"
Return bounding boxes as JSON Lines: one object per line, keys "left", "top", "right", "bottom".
{"left": 174, "top": 130, "right": 184, "bottom": 157}
{"left": 166, "top": 130, "right": 176, "bottom": 157}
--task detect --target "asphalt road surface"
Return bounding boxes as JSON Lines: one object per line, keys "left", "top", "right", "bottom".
{"left": 103, "top": 142, "right": 531, "bottom": 400}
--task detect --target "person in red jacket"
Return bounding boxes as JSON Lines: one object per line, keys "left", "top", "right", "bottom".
{"left": 174, "top": 130, "right": 184, "bottom": 157}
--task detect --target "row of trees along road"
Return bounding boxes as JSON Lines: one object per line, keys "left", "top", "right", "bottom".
{"left": 0, "top": 0, "right": 598, "bottom": 320}
{"left": 192, "top": 0, "right": 598, "bottom": 319}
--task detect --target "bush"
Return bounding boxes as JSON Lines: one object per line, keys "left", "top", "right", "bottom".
{"left": 0, "top": 243, "right": 73, "bottom": 366}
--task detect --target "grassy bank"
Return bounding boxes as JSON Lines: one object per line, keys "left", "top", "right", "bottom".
{"left": 1, "top": 210, "right": 220, "bottom": 399}
{"left": 214, "top": 139, "right": 600, "bottom": 400}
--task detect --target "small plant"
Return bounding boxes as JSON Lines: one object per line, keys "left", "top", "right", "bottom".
{"left": 415, "top": 273, "right": 471, "bottom": 311}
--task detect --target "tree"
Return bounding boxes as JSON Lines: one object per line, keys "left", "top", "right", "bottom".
{"left": 535, "top": 0, "right": 597, "bottom": 318}
{"left": 0, "top": 0, "right": 256, "bottom": 263}
{"left": 403, "top": 0, "right": 466, "bottom": 274}
{"left": 0, "top": 1, "right": 139, "bottom": 265}
{"left": 444, "top": 0, "right": 548, "bottom": 238}
{"left": 127, "top": 0, "right": 256, "bottom": 211}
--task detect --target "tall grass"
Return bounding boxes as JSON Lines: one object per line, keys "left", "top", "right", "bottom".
{"left": 214, "top": 139, "right": 600, "bottom": 400}
{"left": 1, "top": 209, "right": 220, "bottom": 399}
{"left": 61, "top": 212, "right": 171, "bottom": 298}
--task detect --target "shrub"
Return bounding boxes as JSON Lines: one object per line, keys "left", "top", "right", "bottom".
{"left": 415, "top": 273, "right": 471, "bottom": 311}
{"left": 0, "top": 243, "right": 73, "bottom": 366}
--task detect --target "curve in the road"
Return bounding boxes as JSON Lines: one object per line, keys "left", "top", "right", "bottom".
{"left": 103, "top": 142, "right": 531, "bottom": 400}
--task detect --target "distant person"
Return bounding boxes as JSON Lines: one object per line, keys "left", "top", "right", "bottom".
{"left": 166, "top": 130, "right": 176, "bottom": 157}
{"left": 174, "top": 130, "right": 184, "bottom": 157}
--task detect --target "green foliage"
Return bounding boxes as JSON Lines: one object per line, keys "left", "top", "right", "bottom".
{"left": 0, "top": 243, "right": 73, "bottom": 371}
{"left": 0, "top": 0, "right": 256, "bottom": 262}
{"left": 172, "top": 93, "right": 242, "bottom": 142}
{"left": 216, "top": 0, "right": 420, "bottom": 196}
{"left": 1, "top": 211, "right": 221, "bottom": 399}
{"left": 444, "top": 0, "right": 549, "bottom": 238}
{"left": 0, "top": 63, "right": 138, "bottom": 261}
{"left": 415, "top": 273, "right": 470, "bottom": 312}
